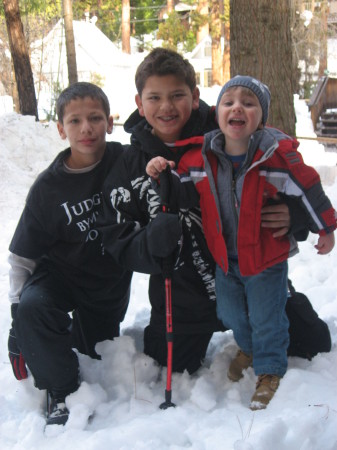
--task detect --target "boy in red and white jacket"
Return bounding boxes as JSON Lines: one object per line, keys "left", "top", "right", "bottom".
{"left": 146, "top": 75, "right": 336, "bottom": 410}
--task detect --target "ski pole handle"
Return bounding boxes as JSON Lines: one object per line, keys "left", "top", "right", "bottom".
{"left": 159, "top": 165, "right": 175, "bottom": 278}
{"left": 159, "top": 165, "right": 172, "bottom": 213}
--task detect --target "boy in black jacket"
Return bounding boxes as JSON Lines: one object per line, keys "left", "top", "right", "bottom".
{"left": 7, "top": 82, "right": 133, "bottom": 426}
{"left": 99, "top": 48, "right": 305, "bottom": 375}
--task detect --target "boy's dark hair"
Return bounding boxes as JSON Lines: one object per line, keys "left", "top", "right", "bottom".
{"left": 56, "top": 82, "right": 110, "bottom": 124}
{"left": 135, "top": 48, "right": 196, "bottom": 96}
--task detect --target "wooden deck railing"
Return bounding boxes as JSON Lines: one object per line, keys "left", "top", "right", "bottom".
{"left": 308, "top": 76, "right": 337, "bottom": 131}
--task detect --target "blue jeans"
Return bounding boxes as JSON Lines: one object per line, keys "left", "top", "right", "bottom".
{"left": 215, "top": 260, "right": 289, "bottom": 377}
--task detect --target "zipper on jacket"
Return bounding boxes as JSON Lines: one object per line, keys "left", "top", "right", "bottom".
{"left": 229, "top": 168, "right": 240, "bottom": 257}
{"left": 232, "top": 177, "right": 240, "bottom": 210}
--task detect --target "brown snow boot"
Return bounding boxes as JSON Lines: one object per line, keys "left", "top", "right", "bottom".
{"left": 227, "top": 349, "right": 253, "bottom": 382}
{"left": 250, "top": 374, "right": 281, "bottom": 410}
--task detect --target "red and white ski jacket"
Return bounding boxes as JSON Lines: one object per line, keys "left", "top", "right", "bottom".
{"left": 170, "top": 127, "right": 337, "bottom": 276}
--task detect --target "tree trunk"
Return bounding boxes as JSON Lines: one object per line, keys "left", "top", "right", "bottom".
{"left": 318, "top": 1, "right": 328, "bottom": 77}
{"left": 210, "top": 0, "right": 224, "bottom": 86}
{"left": 197, "top": 1, "right": 209, "bottom": 44}
{"left": 223, "top": 22, "right": 230, "bottom": 82}
{"left": 10, "top": 61, "right": 20, "bottom": 112}
{"left": 62, "top": 0, "right": 78, "bottom": 85}
{"left": 122, "top": 0, "right": 131, "bottom": 54}
{"left": 167, "top": 0, "right": 174, "bottom": 13}
{"left": 230, "top": 0, "right": 296, "bottom": 136}
{"left": 3, "top": 0, "right": 38, "bottom": 119}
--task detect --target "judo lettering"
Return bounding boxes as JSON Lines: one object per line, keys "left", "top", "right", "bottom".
{"left": 61, "top": 194, "right": 101, "bottom": 241}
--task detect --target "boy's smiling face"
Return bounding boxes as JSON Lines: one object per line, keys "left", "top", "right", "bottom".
{"left": 135, "top": 74, "right": 200, "bottom": 144}
{"left": 57, "top": 97, "right": 113, "bottom": 168}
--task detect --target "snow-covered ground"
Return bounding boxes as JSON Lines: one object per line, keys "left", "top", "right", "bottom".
{"left": 0, "top": 92, "right": 336, "bottom": 450}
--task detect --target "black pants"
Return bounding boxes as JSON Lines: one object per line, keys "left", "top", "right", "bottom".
{"left": 144, "top": 325, "right": 213, "bottom": 374}
{"left": 15, "top": 268, "right": 129, "bottom": 397}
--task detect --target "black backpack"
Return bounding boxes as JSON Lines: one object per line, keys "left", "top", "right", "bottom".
{"left": 286, "top": 279, "right": 331, "bottom": 360}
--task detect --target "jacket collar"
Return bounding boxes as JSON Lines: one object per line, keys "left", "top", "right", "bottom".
{"left": 124, "top": 99, "right": 217, "bottom": 163}
{"left": 204, "top": 127, "right": 284, "bottom": 166}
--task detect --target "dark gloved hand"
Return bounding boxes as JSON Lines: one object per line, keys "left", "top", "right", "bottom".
{"left": 147, "top": 212, "right": 182, "bottom": 258}
{"left": 8, "top": 304, "right": 28, "bottom": 380}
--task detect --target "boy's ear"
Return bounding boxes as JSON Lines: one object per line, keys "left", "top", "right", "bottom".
{"left": 192, "top": 87, "right": 200, "bottom": 110}
{"left": 57, "top": 121, "right": 67, "bottom": 140}
{"left": 107, "top": 115, "right": 114, "bottom": 134}
{"left": 135, "top": 94, "right": 145, "bottom": 117}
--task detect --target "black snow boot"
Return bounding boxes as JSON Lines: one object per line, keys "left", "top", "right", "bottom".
{"left": 46, "top": 391, "right": 70, "bottom": 426}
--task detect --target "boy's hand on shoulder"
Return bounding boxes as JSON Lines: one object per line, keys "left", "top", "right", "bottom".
{"left": 315, "top": 233, "right": 335, "bottom": 255}
{"left": 261, "top": 199, "right": 291, "bottom": 237}
{"left": 146, "top": 157, "right": 175, "bottom": 180}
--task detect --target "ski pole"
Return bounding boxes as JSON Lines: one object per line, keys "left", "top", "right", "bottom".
{"left": 159, "top": 165, "right": 176, "bottom": 410}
